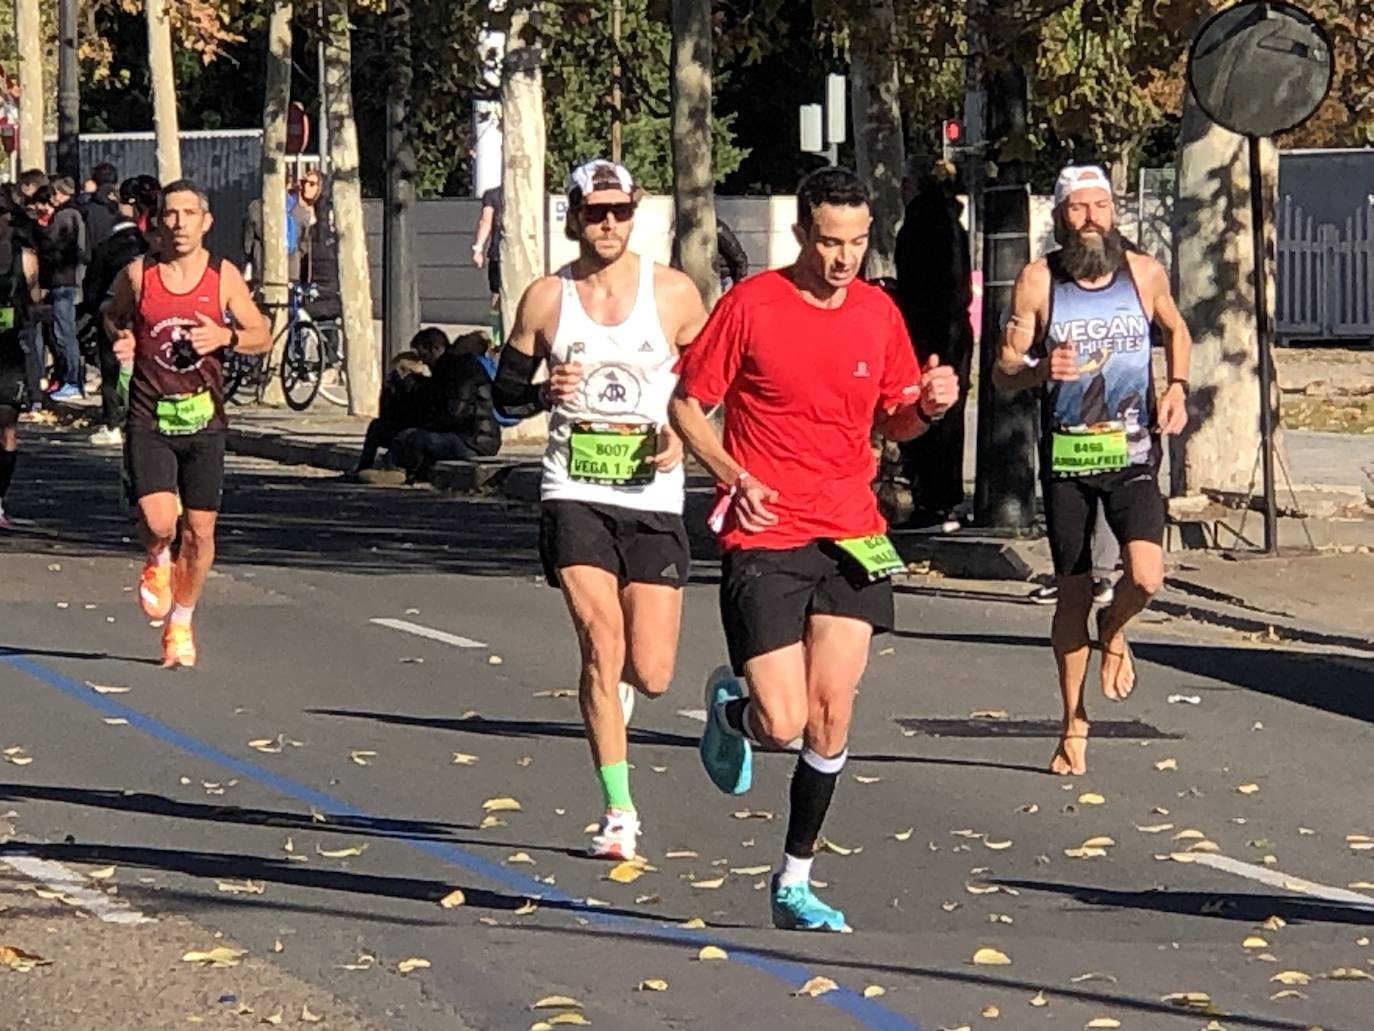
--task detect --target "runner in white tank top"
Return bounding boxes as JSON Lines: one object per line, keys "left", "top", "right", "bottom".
{"left": 492, "top": 159, "right": 709, "bottom": 862}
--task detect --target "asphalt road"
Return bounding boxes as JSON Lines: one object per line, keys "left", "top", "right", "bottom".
{"left": 2, "top": 427, "right": 1373, "bottom": 1031}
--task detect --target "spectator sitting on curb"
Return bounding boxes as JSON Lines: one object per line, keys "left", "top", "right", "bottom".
{"left": 389, "top": 330, "right": 501, "bottom": 482}
{"left": 352, "top": 327, "right": 447, "bottom": 479}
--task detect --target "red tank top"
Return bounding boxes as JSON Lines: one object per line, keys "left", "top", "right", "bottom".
{"left": 128, "top": 255, "right": 228, "bottom": 433}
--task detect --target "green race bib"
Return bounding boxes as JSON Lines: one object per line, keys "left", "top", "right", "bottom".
{"left": 155, "top": 390, "right": 215, "bottom": 436}
{"left": 834, "top": 534, "right": 905, "bottom": 581}
{"left": 568, "top": 422, "right": 656, "bottom": 486}
{"left": 1051, "top": 422, "right": 1128, "bottom": 477}
{"left": 0, "top": 307, "right": 13, "bottom": 331}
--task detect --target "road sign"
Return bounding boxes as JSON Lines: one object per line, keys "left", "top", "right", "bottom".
{"left": 286, "top": 100, "right": 310, "bottom": 156}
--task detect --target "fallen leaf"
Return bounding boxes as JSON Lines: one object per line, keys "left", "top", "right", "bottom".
{"left": 863, "top": 984, "right": 886, "bottom": 998}
{"left": 1030, "top": 991, "right": 1048, "bottom": 1007}
{"left": 336, "top": 952, "right": 377, "bottom": 971}
{"left": 680, "top": 917, "right": 706, "bottom": 929}
{"left": 1064, "top": 847, "right": 1107, "bottom": 859}
{"left": 247, "top": 737, "right": 284, "bottom": 754}
{"left": 480, "top": 815, "right": 507, "bottom": 830}
{"left": 316, "top": 844, "right": 367, "bottom": 859}
{"left": 607, "top": 861, "right": 643, "bottom": 884}
{"left": 487, "top": 655, "right": 504, "bottom": 666}
{"left": 532, "top": 689, "right": 576, "bottom": 699}
{"left": 262, "top": 1007, "right": 284, "bottom": 1025}
{"left": 483, "top": 797, "right": 522, "bottom": 813}
{"left": 88, "top": 866, "right": 116, "bottom": 880}
{"left": 514, "top": 899, "right": 539, "bottom": 915}
{"left": 1077, "top": 793, "right": 1105, "bottom": 805}
{"left": 1167, "top": 694, "right": 1201, "bottom": 705}
{"left": 1085, "top": 1019, "right": 1121, "bottom": 1029}
{"left": 972, "top": 947, "right": 1011, "bottom": 966}
{"left": 216, "top": 879, "right": 265, "bottom": 895}
{"left": 893, "top": 828, "right": 914, "bottom": 841}
{"left": 637, "top": 976, "right": 669, "bottom": 991}
{"left": 697, "top": 945, "right": 728, "bottom": 961}
{"left": 181, "top": 946, "right": 246, "bottom": 967}
{"left": 88, "top": 682, "right": 130, "bottom": 695}
{"left": 532, "top": 996, "right": 581, "bottom": 1009}
{"left": 273, "top": 940, "right": 284, "bottom": 953}
{"left": 0, "top": 945, "right": 51, "bottom": 972}
{"left": 1262, "top": 915, "right": 1286, "bottom": 931}
{"left": 1242, "top": 936, "right": 1268, "bottom": 949}
{"left": 1237, "top": 783, "right": 1260, "bottom": 795}
{"left": 819, "top": 836, "right": 859, "bottom": 856}
{"left": 981, "top": 1005, "right": 1000, "bottom": 1018}
{"left": 349, "top": 750, "right": 377, "bottom": 766}
{"left": 1173, "top": 829, "right": 1206, "bottom": 841}
{"left": 941, "top": 901, "right": 961, "bottom": 912}
{"left": 983, "top": 839, "right": 1013, "bottom": 851}
{"left": 729, "top": 865, "right": 770, "bottom": 876}
{"left": 1082, "top": 836, "right": 1116, "bottom": 848}
{"left": 1135, "top": 823, "right": 1174, "bottom": 833}
{"left": 397, "top": 957, "right": 431, "bottom": 973}
{"left": 451, "top": 752, "right": 479, "bottom": 765}
{"left": 1270, "top": 970, "right": 1310, "bottom": 986}
{"left": 1154, "top": 758, "right": 1178, "bottom": 771}
{"left": 1161, "top": 991, "right": 1212, "bottom": 1009}
{"left": 731, "top": 809, "right": 774, "bottom": 820}
{"left": 1071, "top": 972, "right": 1117, "bottom": 984}
{"left": 966, "top": 883, "right": 1001, "bottom": 895}
{"left": 439, "top": 889, "right": 466, "bottom": 908}
{"left": 690, "top": 876, "right": 725, "bottom": 889}
{"left": 1328, "top": 967, "right": 1374, "bottom": 981}
{"left": 507, "top": 852, "right": 536, "bottom": 865}
{"left": 301, "top": 1004, "right": 324, "bottom": 1023}
{"left": 1270, "top": 989, "right": 1306, "bottom": 1000}
{"left": 793, "top": 976, "right": 838, "bottom": 998}
{"left": 853, "top": 775, "right": 882, "bottom": 785}
{"left": 546, "top": 1016, "right": 589, "bottom": 1027}
{"left": 664, "top": 850, "right": 698, "bottom": 859}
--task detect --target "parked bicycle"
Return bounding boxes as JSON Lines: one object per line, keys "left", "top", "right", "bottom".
{"left": 223, "top": 282, "right": 347, "bottom": 410}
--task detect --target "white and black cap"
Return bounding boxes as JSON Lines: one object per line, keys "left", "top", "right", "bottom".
{"left": 1053, "top": 164, "right": 1113, "bottom": 208}
{"left": 566, "top": 159, "right": 636, "bottom": 205}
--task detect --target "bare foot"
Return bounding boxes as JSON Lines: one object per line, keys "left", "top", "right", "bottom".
{"left": 1049, "top": 718, "right": 1090, "bottom": 776}
{"left": 1097, "top": 611, "right": 1137, "bottom": 701}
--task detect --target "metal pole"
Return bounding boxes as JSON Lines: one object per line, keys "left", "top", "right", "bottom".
{"left": 56, "top": 0, "right": 79, "bottom": 180}
{"left": 1249, "top": 134, "right": 1278, "bottom": 553}
{"left": 317, "top": 0, "right": 330, "bottom": 175}
{"left": 610, "top": 0, "right": 623, "bottom": 163}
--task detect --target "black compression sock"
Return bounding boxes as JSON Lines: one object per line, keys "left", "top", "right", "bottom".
{"left": 720, "top": 697, "right": 754, "bottom": 740}
{"left": 784, "top": 747, "right": 847, "bottom": 858}
{"left": 0, "top": 448, "right": 16, "bottom": 499}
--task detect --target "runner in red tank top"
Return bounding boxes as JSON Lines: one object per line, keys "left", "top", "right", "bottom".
{"left": 105, "top": 179, "right": 269, "bottom": 668}
{"left": 671, "top": 168, "right": 960, "bottom": 933}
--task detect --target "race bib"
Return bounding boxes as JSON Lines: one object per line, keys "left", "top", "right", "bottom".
{"left": 0, "top": 307, "right": 13, "bottom": 331}
{"left": 568, "top": 422, "right": 656, "bottom": 486}
{"left": 1051, "top": 422, "right": 1129, "bottom": 477}
{"left": 833, "top": 534, "right": 905, "bottom": 582}
{"left": 155, "top": 389, "right": 215, "bottom": 436}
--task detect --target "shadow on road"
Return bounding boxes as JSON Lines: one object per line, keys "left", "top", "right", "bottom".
{"left": 0, "top": 645, "right": 161, "bottom": 667}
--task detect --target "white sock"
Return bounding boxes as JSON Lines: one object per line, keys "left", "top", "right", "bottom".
{"left": 171, "top": 604, "right": 194, "bottom": 626}
{"left": 778, "top": 853, "right": 813, "bottom": 888}
{"left": 153, "top": 547, "right": 171, "bottom": 568}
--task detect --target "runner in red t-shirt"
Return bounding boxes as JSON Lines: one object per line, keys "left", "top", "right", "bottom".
{"left": 671, "top": 168, "right": 959, "bottom": 933}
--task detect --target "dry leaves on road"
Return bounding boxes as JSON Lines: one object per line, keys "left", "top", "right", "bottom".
{"left": 0, "top": 945, "right": 51, "bottom": 972}
{"left": 972, "top": 948, "right": 1011, "bottom": 966}
{"left": 483, "top": 797, "right": 522, "bottom": 813}
{"left": 181, "top": 946, "right": 246, "bottom": 968}
{"left": 697, "top": 945, "right": 728, "bottom": 961}
{"left": 793, "top": 976, "right": 838, "bottom": 998}
{"left": 397, "top": 957, "right": 431, "bottom": 973}
{"left": 439, "top": 889, "right": 466, "bottom": 908}
{"left": 316, "top": 844, "right": 368, "bottom": 859}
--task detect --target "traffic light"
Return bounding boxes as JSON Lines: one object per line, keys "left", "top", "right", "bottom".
{"left": 941, "top": 118, "right": 963, "bottom": 163}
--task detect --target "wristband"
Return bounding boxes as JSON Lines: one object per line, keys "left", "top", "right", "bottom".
{"left": 708, "top": 471, "right": 750, "bottom": 534}
{"left": 1168, "top": 377, "right": 1189, "bottom": 392}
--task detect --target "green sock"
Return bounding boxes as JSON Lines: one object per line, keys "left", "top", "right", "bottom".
{"left": 597, "top": 760, "right": 634, "bottom": 812}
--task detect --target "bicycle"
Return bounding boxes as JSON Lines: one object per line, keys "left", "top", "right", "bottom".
{"left": 279, "top": 283, "right": 348, "bottom": 411}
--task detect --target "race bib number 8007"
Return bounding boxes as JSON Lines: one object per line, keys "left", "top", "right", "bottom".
{"left": 568, "top": 423, "right": 656, "bottom": 486}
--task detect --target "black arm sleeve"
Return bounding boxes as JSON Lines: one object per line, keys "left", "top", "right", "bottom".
{"left": 492, "top": 345, "right": 550, "bottom": 420}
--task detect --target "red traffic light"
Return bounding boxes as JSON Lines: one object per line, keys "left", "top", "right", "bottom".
{"left": 943, "top": 119, "right": 962, "bottom": 143}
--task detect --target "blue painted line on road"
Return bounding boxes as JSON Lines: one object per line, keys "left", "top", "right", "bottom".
{"left": 3, "top": 653, "right": 924, "bottom": 1031}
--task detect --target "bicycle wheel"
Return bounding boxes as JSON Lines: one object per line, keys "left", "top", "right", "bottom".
{"left": 317, "top": 326, "right": 349, "bottom": 407}
{"left": 281, "top": 322, "right": 325, "bottom": 411}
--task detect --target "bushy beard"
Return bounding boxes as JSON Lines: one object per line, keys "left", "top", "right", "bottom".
{"left": 1057, "top": 223, "right": 1127, "bottom": 282}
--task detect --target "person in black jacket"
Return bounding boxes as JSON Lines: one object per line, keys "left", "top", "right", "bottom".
{"left": 353, "top": 327, "right": 446, "bottom": 474}
{"left": 83, "top": 176, "right": 160, "bottom": 444}
{"left": 35, "top": 180, "right": 87, "bottom": 400}
{"left": 389, "top": 330, "right": 501, "bottom": 480}
{"left": 79, "top": 163, "right": 121, "bottom": 253}
{"left": 0, "top": 193, "right": 42, "bottom": 528}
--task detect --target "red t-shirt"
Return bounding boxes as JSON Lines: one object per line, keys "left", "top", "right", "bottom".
{"left": 677, "top": 269, "right": 922, "bottom": 551}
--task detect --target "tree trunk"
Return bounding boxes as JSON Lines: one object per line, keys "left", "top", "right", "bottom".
{"left": 323, "top": 0, "right": 380, "bottom": 418}
{"left": 849, "top": 0, "right": 905, "bottom": 281}
{"left": 669, "top": 0, "right": 718, "bottom": 309}
{"left": 258, "top": 0, "right": 293, "bottom": 408}
{"left": 1170, "top": 90, "right": 1282, "bottom": 497}
{"left": 499, "top": 5, "right": 546, "bottom": 443}
{"left": 383, "top": 0, "right": 420, "bottom": 366}
{"left": 14, "top": 0, "right": 44, "bottom": 172}
{"left": 55, "top": 0, "right": 79, "bottom": 180}
{"left": 146, "top": 0, "right": 182, "bottom": 183}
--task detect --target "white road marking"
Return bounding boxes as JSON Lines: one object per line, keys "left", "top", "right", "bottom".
{"left": 1191, "top": 853, "right": 1374, "bottom": 909}
{"left": 370, "top": 617, "right": 487, "bottom": 650}
{"left": 1, "top": 854, "right": 154, "bottom": 925}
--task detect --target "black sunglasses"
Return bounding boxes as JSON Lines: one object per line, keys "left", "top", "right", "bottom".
{"left": 583, "top": 202, "right": 635, "bottom": 224}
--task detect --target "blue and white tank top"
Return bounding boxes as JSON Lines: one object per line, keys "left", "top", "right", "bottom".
{"left": 1041, "top": 265, "right": 1156, "bottom": 468}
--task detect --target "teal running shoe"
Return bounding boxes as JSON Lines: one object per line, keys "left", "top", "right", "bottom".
{"left": 770, "top": 874, "right": 851, "bottom": 932}
{"left": 699, "top": 665, "right": 752, "bottom": 795}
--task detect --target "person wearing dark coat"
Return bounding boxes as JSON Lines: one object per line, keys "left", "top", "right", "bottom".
{"left": 893, "top": 167, "right": 975, "bottom": 525}
{"left": 388, "top": 331, "right": 501, "bottom": 480}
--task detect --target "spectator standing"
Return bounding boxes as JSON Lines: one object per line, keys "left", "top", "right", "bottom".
{"left": 80, "top": 162, "right": 120, "bottom": 251}
{"left": 0, "top": 190, "right": 42, "bottom": 528}
{"left": 300, "top": 173, "right": 341, "bottom": 321}
{"left": 37, "top": 177, "right": 87, "bottom": 400}
{"left": 471, "top": 186, "right": 502, "bottom": 320}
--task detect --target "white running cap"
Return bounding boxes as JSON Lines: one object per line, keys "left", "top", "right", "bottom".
{"left": 566, "top": 159, "right": 636, "bottom": 201}
{"left": 1054, "top": 164, "right": 1113, "bottom": 208}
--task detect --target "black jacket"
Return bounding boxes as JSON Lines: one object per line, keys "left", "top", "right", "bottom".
{"left": 427, "top": 350, "right": 501, "bottom": 457}
{"left": 81, "top": 199, "right": 119, "bottom": 254}
{"left": 82, "top": 222, "right": 148, "bottom": 318}
{"left": 38, "top": 207, "right": 86, "bottom": 290}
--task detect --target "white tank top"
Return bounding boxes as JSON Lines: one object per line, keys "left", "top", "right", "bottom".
{"left": 541, "top": 253, "right": 684, "bottom": 514}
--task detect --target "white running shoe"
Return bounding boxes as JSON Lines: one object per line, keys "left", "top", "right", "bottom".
{"left": 618, "top": 680, "right": 636, "bottom": 726}
{"left": 588, "top": 809, "right": 640, "bottom": 861}
{"left": 90, "top": 426, "right": 124, "bottom": 446}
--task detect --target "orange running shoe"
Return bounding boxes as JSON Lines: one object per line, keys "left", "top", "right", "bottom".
{"left": 161, "top": 621, "right": 197, "bottom": 669}
{"left": 139, "top": 560, "right": 173, "bottom": 620}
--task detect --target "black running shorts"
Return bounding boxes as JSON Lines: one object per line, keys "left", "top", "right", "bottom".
{"left": 720, "top": 542, "right": 895, "bottom": 673}
{"left": 126, "top": 427, "right": 227, "bottom": 513}
{"left": 1044, "top": 464, "right": 1165, "bottom": 576}
{"left": 539, "top": 499, "right": 690, "bottom": 589}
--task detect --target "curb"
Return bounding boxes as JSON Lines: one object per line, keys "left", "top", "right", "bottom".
{"left": 224, "top": 427, "right": 358, "bottom": 474}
